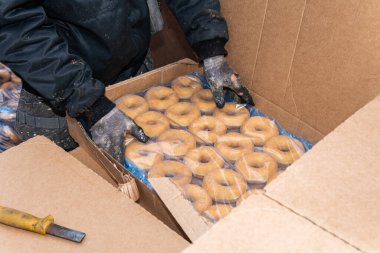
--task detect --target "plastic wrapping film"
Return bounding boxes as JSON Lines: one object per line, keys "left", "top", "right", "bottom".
{"left": 0, "top": 64, "right": 22, "bottom": 152}
{"left": 119, "top": 73, "right": 313, "bottom": 223}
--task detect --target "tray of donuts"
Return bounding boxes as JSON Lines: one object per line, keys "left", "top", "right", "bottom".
{"left": 118, "top": 73, "right": 313, "bottom": 222}
{"left": 0, "top": 64, "right": 22, "bottom": 152}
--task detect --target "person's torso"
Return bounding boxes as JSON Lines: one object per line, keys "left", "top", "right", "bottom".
{"left": 42, "top": 0, "right": 151, "bottom": 84}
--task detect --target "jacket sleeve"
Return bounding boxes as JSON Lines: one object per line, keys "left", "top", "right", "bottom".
{"left": 165, "top": 0, "right": 229, "bottom": 61}
{"left": 0, "top": 0, "right": 113, "bottom": 120}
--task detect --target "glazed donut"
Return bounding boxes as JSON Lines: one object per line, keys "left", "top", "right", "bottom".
{"left": 135, "top": 111, "right": 170, "bottom": 138}
{"left": 182, "top": 184, "right": 212, "bottom": 213}
{"left": 189, "top": 116, "right": 227, "bottom": 145}
{"left": 158, "top": 129, "right": 196, "bottom": 157}
{"left": 241, "top": 116, "right": 279, "bottom": 146}
{"left": 203, "top": 169, "right": 247, "bottom": 204}
{"left": 191, "top": 89, "right": 216, "bottom": 114}
{"left": 165, "top": 102, "right": 201, "bottom": 128}
{"left": 0, "top": 69, "right": 11, "bottom": 83}
{"left": 204, "top": 205, "right": 233, "bottom": 222}
{"left": 149, "top": 160, "right": 192, "bottom": 186}
{"left": 236, "top": 190, "right": 262, "bottom": 205}
{"left": 10, "top": 73, "right": 22, "bottom": 84}
{"left": 214, "top": 103, "right": 250, "bottom": 128}
{"left": 216, "top": 133, "right": 253, "bottom": 161}
{"left": 116, "top": 95, "right": 149, "bottom": 119}
{"left": 235, "top": 152, "right": 277, "bottom": 185}
{"left": 184, "top": 146, "right": 225, "bottom": 178}
{"left": 172, "top": 75, "right": 202, "bottom": 99}
{"left": 264, "top": 135, "right": 305, "bottom": 166}
{"left": 145, "top": 86, "right": 179, "bottom": 111}
{"left": 125, "top": 141, "right": 163, "bottom": 171}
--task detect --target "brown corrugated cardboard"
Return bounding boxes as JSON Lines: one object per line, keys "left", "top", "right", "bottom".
{"left": 63, "top": 0, "right": 380, "bottom": 250}
{"left": 220, "top": 0, "right": 380, "bottom": 141}
{"left": 183, "top": 195, "right": 359, "bottom": 253}
{"left": 185, "top": 95, "right": 380, "bottom": 252}
{"left": 265, "top": 95, "right": 380, "bottom": 253}
{"left": 0, "top": 136, "right": 188, "bottom": 253}
{"left": 149, "top": 178, "right": 211, "bottom": 242}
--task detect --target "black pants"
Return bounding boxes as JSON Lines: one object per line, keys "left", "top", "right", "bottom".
{"left": 15, "top": 51, "right": 154, "bottom": 151}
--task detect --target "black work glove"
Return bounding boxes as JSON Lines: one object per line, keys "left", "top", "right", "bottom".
{"left": 204, "top": 55, "right": 254, "bottom": 108}
{"left": 90, "top": 107, "right": 149, "bottom": 164}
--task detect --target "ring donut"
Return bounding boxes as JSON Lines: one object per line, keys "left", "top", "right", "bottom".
{"left": 216, "top": 132, "right": 253, "bottom": 161}
{"left": 214, "top": 103, "right": 250, "bottom": 129}
{"left": 135, "top": 111, "right": 170, "bottom": 138}
{"left": 0, "top": 69, "right": 11, "bottom": 83}
{"left": 165, "top": 102, "right": 201, "bottom": 128}
{"left": 172, "top": 75, "right": 202, "bottom": 99}
{"left": 203, "top": 169, "right": 247, "bottom": 204}
{"left": 235, "top": 152, "right": 277, "bottom": 185}
{"left": 189, "top": 116, "right": 227, "bottom": 145}
{"left": 125, "top": 141, "right": 163, "bottom": 171}
{"left": 191, "top": 89, "right": 216, "bottom": 114}
{"left": 10, "top": 73, "right": 22, "bottom": 84}
{"left": 241, "top": 116, "right": 279, "bottom": 146}
{"left": 182, "top": 184, "right": 212, "bottom": 213}
{"left": 145, "top": 86, "right": 179, "bottom": 111}
{"left": 264, "top": 135, "right": 305, "bottom": 166}
{"left": 158, "top": 129, "right": 196, "bottom": 157}
{"left": 149, "top": 160, "right": 192, "bottom": 186}
{"left": 116, "top": 95, "right": 149, "bottom": 119}
{"left": 184, "top": 146, "right": 225, "bottom": 178}
{"left": 204, "top": 205, "right": 233, "bottom": 222}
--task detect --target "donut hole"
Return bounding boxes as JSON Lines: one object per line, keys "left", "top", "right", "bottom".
{"left": 199, "top": 156, "right": 210, "bottom": 164}
{"left": 146, "top": 120, "right": 157, "bottom": 125}
{"left": 127, "top": 103, "right": 140, "bottom": 109}
{"left": 165, "top": 173, "right": 176, "bottom": 178}
{"left": 202, "top": 126, "right": 214, "bottom": 131}
{"left": 229, "top": 143, "right": 241, "bottom": 149}
{"left": 158, "top": 95, "right": 168, "bottom": 100}
{"left": 279, "top": 146, "right": 290, "bottom": 152}
{"left": 219, "top": 180, "right": 232, "bottom": 187}
{"left": 254, "top": 126, "right": 265, "bottom": 131}
{"left": 137, "top": 151, "right": 150, "bottom": 157}
{"left": 226, "top": 111, "right": 237, "bottom": 116}
{"left": 179, "top": 110, "right": 189, "bottom": 116}
{"left": 250, "top": 163, "right": 264, "bottom": 169}
{"left": 171, "top": 140, "right": 184, "bottom": 146}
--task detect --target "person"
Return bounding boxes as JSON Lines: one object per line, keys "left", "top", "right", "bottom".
{"left": 0, "top": 0, "right": 253, "bottom": 163}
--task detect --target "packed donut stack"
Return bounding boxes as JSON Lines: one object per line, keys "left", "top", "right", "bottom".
{"left": 119, "top": 74, "right": 306, "bottom": 223}
{"left": 0, "top": 64, "right": 22, "bottom": 152}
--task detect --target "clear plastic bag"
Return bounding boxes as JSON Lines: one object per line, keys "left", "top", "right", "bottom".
{"left": 0, "top": 65, "right": 22, "bottom": 152}
{"left": 118, "top": 73, "right": 313, "bottom": 222}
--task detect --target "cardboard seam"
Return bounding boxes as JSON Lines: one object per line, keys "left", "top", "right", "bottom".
{"left": 252, "top": 91, "right": 324, "bottom": 137}
{"left": 249, "top": 0, "right": 269, "bottom": 87}
{"left": 281, "top": 0, "right": 308, "bottom": 119}
{"left": 262, "top": 194, "right": 365, "bottom": 253}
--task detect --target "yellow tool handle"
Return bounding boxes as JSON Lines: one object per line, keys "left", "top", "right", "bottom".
{"left": 0, "top": 206, "right": 54, "bottom": 235}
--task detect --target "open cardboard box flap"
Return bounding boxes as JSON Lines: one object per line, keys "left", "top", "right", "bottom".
{"left": 0, "top": 136, "right": 188, "bottom": 253}
{"left": 184, "top": 95, "right": 380, "bottom": 253}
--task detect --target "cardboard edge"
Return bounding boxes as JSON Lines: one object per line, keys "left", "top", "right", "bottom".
{"left": 150, "top": 178, "right": 212, "bottom": 242}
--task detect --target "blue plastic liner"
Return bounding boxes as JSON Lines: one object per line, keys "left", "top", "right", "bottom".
{"left": 123, "top": 72, "right": 313, "bottom": 191}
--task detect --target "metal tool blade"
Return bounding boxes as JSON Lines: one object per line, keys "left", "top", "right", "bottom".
{"left": 46, "top": 224, "right": 86, "bottom": 243}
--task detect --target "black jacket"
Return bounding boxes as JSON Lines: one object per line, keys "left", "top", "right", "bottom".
{"left": 0, "top": 0, "right": 228, "bottom": 124}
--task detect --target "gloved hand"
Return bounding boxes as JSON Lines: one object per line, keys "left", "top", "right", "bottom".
{"left": 90, "top": 108, "right": 149, "bottom": 164}
{"left": 204, "top": 55, "right": 254, "bottom": 108}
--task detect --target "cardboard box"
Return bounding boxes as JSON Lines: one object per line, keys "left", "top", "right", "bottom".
{"left": 0, "top": 136, "right": 188, "bottom": 253}
{"left": 2, "top": 0, "right": 379, "bottom": 252}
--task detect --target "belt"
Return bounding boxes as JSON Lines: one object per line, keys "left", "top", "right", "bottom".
{"left": 16, "top": 111, "right": 67, "bottom": 129}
